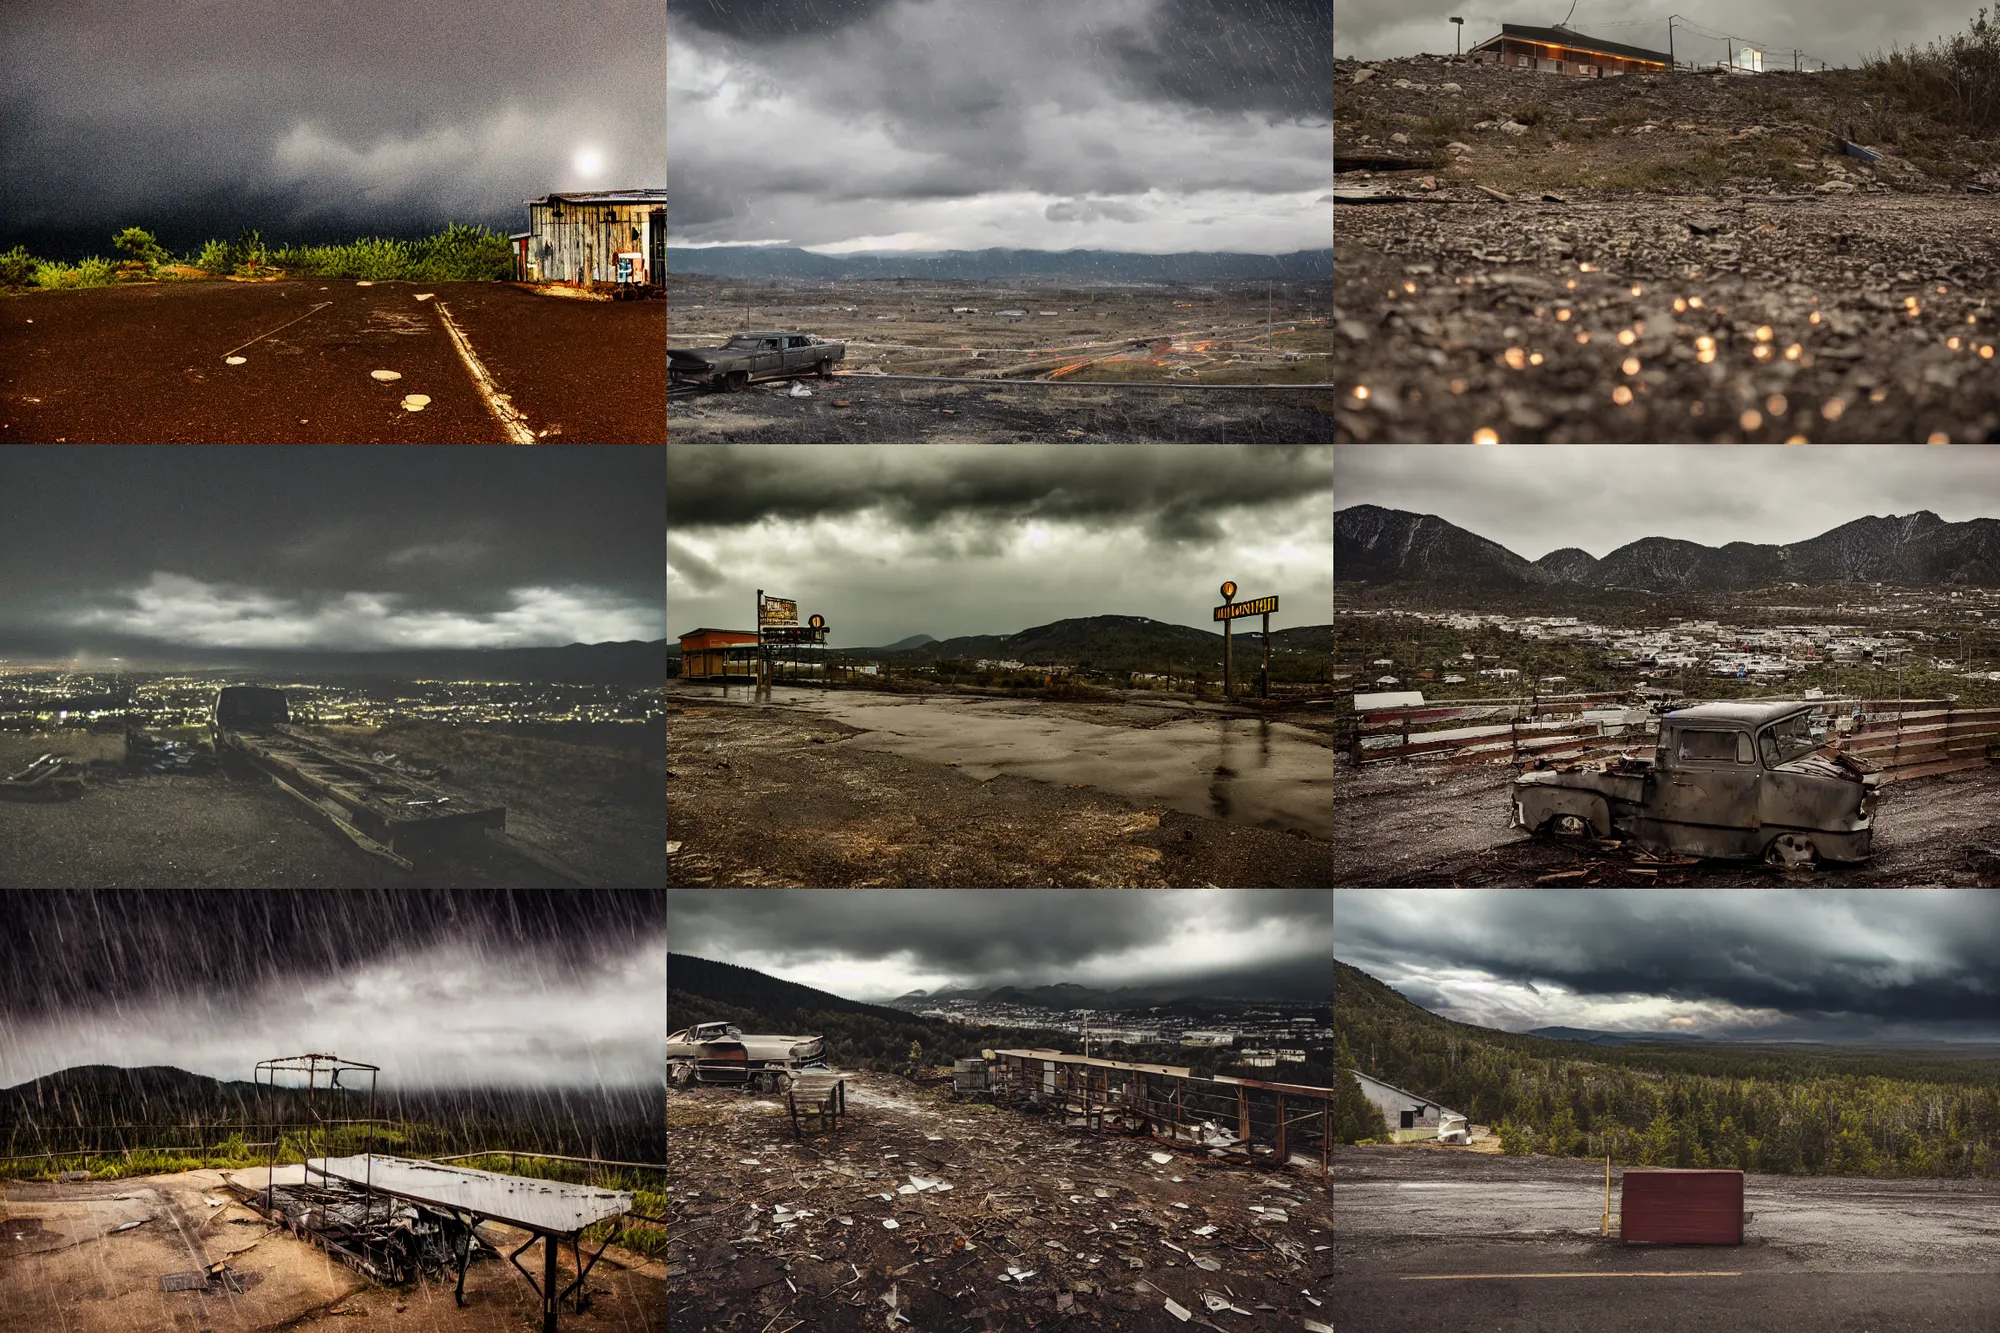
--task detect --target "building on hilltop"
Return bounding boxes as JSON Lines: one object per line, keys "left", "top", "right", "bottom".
{"left": 1467, "top": 22, "right": 1671, "bottom": 77}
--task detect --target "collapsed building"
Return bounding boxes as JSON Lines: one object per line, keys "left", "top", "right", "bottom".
{"left": 514, "top": 189, "right": 667, "bottom": 290}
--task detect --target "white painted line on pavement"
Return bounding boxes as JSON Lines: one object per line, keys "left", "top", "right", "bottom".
{"left": 433, "top": 299, "right": 536, "bottom": 443}
{"left": 221, "top": 301, "right": 332, "bottom": 360}
{"left": 1400, "top": 1271, "right": 1743, "bottom": 1280}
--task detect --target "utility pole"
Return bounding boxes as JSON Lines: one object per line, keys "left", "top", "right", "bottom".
{"left": 1267, "top": 279, "right": 1273, "bottom": 349}
{"left": 1667, "top": 15, "right": 1675, "bottom": 72}
{"left": 1727, "top": 37, "right": 1733, "bottom": 71}
{"left": 1793, "top": 48, "right": 1800, "bottom": 72}
{"left": 1450, "top": 15, "right": 1464, "bottom": 55}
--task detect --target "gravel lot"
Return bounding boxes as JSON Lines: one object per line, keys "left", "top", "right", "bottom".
{"left": 0, "top": 279, "right": 663, "bottom": 443}
{"left": 1334, "top": 755, "right": 2000, "bottom": 885}
{"left": 1336, "top": 56, "right": 2000, "bottom": 442}
{"left": 669, "top": 373, "right": 1336, "bottom": 442}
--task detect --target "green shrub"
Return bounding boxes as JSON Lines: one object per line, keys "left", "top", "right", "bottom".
{"left": 0, "top": 245, "right": 34, "bottom": 286}
{"left": 191, "top": 238, "right": 234, "bottom": 274}
{"left": 113, "top": 227, "right": 169, "bottom": 271}
{"left": 32, "top": 257, "right": 117, "bottom": 290}
{"left": 1510, "top": 103, "right": 1546, "bottom": 126}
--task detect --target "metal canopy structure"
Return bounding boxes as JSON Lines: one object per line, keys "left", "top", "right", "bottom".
{"left": 309, "top": 1155, "right": 634, "bottom": 1332}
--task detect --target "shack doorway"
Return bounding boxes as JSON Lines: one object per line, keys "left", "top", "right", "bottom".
{"left": 649, "top": 210, "right": 665, "bottom": 286}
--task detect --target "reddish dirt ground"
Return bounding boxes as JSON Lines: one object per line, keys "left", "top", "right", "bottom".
{"left": 0, "top": 279, "right": 664, "bottom": 443}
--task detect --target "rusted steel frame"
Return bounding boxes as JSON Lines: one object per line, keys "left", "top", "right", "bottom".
{"left": 1276, "top": 1093, "right": 1287, "bottom": 1161}
{"left": 1237, "top": 1086, "right": 1250, "bottom": 1142}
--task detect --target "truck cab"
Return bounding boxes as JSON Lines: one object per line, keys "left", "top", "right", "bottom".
{"left": 1513, "top": 700, "right": 1880, "bottom": 865}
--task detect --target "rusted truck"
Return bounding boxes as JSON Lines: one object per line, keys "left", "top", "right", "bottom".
{"left": 669, "top": 331, "right": 845, "bottom": 391}
{"left": 666, "top": 1021, "right": 828, "bottom": 1093}
{"left": 1511, "top": 700, "right": 1881, "bottom": 865}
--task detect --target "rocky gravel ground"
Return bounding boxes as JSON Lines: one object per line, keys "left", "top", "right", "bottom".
{"left": 1336, "top": 54, "right": 2000, "bottom": 441}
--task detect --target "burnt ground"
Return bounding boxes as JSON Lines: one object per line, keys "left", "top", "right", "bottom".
{"left": 313, "top": 720, "right": 666, "bottom": 889}
{"left": 665, "top": 1075, "right": 1331, "bottom": 1333}
{"left": 0, "top": 279, "right": 663, "bottom": 443}
{"left": 0, "top": 726, "right": 656, "bottom": 888}
{"left": 1336, "top": 56, "right": 2000, "bottom": 442}
{"left": 666, "top": 696, "right": 1337, "bottom": 888}
{"left": 668, "top": 373, "right": 1336, "bottom": 443}
{"left": 1333, "top": 1146, "right": 2000, "bottom": 1333}
{"left": 0, "top": 1168, "right": 663, "bottom": 1333}
{"left": 1332, "top": 755, "right": 2000, "bottom": 886}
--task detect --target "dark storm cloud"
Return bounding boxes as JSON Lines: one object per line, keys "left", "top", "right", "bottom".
{"left": 1336, "top": 445, "right": 2000, "bottom": 562}
{"left": 669, "top": 444, "right": 1334, "bottom": 539}
{"left": 0, "top": 0, "right": 663, "bottom": 255}
{"left": 0, "top": 891, "right": 666, "bottom": 1087}
{"left": 0, "top": 447, "right": 663, "bottom": 651}
{"left": 670, "top": 889, "right": 1331, "bottom": 999}
{"left": 667, "top": 0, "right": 1331, "bottom": 251}
{"left": 1337, "top": 890, "right": 2000, "bottom": 1039}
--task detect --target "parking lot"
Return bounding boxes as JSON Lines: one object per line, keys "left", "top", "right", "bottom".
{"left": 0, "top": 279, "right": 664, "bottom": 442}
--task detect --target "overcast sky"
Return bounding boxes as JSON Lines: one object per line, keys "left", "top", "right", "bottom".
{"left": 668, "top": 444, "right": 1332, "bottom": 645}
{"left": 668, "top": 0, "right": 1333, "bottom": 254}
{"left": 0, "top": 891, "right": 665, "bottom": 1088}
{"left": 670, "top": 888, "right": 1331, "bottom": 1000}
{"left": 1335, "top": 0, "right": 1979, "bottom": 68}
{"left": 1337, "top": 889, "right": 2000, "bottom": 1042}
{"left": 1337, "top": 445, "right": 2000, "bottom": 561}
{"left": 0, "top": 447, "right": 664, "bottom": 660}
{"left": 0, "top": 0, "right": 663, "bottom": 260}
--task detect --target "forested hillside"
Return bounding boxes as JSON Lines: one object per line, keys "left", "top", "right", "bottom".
{"left": 1336, "top": 960, "right": 2000, "bottom": 1177}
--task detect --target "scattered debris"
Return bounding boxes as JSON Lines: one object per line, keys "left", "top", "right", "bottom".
{"left": 1164, "top": 1296, "right": 1193, "bottom": 1321}
{"left": 1150, "top": 1152, "right": 1174, "bottom": 1165}
{"left": 370, "top": 369, "right": 401, "bottom": 381}
{"left": 1201, "top": 1291, "right": 1254, "bottom": 1315}
{"left": 109, "top": 1219, "right": 147, "bottom": 1233}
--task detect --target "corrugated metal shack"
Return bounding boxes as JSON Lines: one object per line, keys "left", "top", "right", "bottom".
{"left": 520, "top": 189, "right": 666, "bottom": 288}
{"left": 988, "top": 1048, "right": 1330, "bottom": 1178}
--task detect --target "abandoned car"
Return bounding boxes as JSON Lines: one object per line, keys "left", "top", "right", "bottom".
{"left": 668, "top": 331, "right": 846, "bottom": 391}
{"left": 666, "top": 1021, "right": 828, "bottom": 1093}
{"left": 1511, "top": 700, "right": 1881, "bottom": 865}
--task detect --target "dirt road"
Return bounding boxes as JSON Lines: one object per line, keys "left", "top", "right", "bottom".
{"left": 1333, "top": 757, "right": 2000, "bottom": 885}
{"left": 667, "top": 688, "right": 1336, "bottom": 887}
{"left": 1334, "top": 1147, "right": 2000, "bottom": 1332}
{"left": 0, "top": 279, "right": 663, "bottom": 442}
{"left": 667, "top": 1074, "right": 1330, "bottom": 1333}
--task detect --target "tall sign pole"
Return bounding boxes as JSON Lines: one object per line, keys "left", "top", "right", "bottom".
{"left": 1214, "top": 586, "right": 1280, "bottom": 702}
{"left": 1263, "top": 609, "right": 1272, "bottom": 699}
{"left": 1220, "top": 581, "right": 1236, "bottom": 699}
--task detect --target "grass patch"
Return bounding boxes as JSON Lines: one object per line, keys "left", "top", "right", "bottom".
{"left": 1509, "top": 102, "right": 1546, "bottom": 126}
{"left": 271, "top": 224, "right": 513, "bottom": 281}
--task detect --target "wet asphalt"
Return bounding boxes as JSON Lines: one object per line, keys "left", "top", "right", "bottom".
{"left": 674, "top": 684, "right": 1334, "bottom": 841}
{"left": 0, "top": 279, "right": 664, "bottom": 442}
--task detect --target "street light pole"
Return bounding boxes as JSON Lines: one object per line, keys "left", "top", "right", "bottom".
{"left": 1450, "top": 16, "right": 1464, "bottom": 55}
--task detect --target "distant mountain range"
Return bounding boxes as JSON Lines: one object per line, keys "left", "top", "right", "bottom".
{"left": 851, "top": 634, "right": 939, "bottom": 654}
{"left": 869, "top": 615, "right": 1331, "bottom": 673}
{"left": 1338, "top": 504, "right": 2000, "bottom": 592}
{"left": 1524, "top": 1026, "right": 1715, "bottom": 1045}
{"left": 668, "top": 247, "right": 1334, "bottom": 283}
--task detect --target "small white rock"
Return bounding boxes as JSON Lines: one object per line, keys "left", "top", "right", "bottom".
{"left": 371, "top": 369, "right": 402, "bottom": 381}
{"left": 225, "top": 356, "right": 247, "bottom": 365}
{"left": 1390, "top": 132, "right": 1410, "bottom": 144}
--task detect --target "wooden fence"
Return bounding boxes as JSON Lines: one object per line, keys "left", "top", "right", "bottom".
{"left": 1354, "top": 695, "right": 2000, "bottom": 785}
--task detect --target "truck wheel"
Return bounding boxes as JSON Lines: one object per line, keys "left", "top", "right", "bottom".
{"left": 816, "top": 359, "right": 834, "bottom": 379}
{"left": 1766, "top": 833, "right": 1817, "bottom": 868}
{"left": 725, "top": 371, "right": 750, "bottom": 393}
{"left": 1547, "top": 814, "right": 1589, "bottom": 837}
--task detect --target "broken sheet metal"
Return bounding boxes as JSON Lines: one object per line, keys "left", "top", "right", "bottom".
{"left": 307, "top": 1156, "right": 631, "bottom": 1235}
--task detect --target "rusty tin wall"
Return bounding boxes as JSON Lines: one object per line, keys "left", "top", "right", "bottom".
{"left": 1620, "top": 1168, "right": 1744, "bottom": 1244}
{"left": 527, "top": 203, "right": 658, "bottom": 284}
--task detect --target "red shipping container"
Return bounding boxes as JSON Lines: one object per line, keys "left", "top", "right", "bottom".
{"left": 1620, "top": 1168, "right": 1744, "bottom": 1244}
